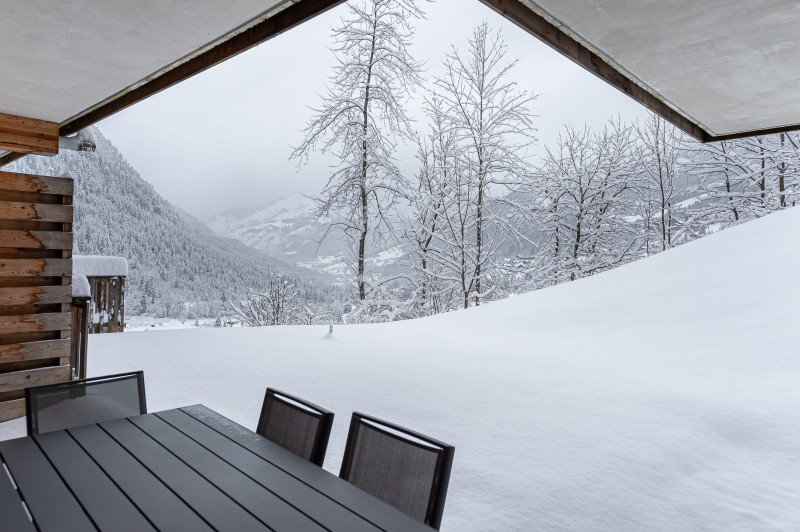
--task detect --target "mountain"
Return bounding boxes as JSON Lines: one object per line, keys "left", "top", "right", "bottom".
{"left": 5, "top": 127, "right": 340, "bottom": 318}
{"left": 202, "top": 195, "right": 407, "bottom": 277}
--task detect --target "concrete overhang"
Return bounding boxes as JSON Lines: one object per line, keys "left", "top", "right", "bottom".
{"left": 481, "top": 0, "right": 800, "bottom": 142}
{"left": 0, "top": 0, "right": 346, "bottom": 164}
{"left": 1, "top": 0, "right": 798, "bottom": 166}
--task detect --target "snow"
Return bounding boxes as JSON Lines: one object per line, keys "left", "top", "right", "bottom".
{"left": 124, "top": 316, "right": 218, "bottom": 332}
{"left": 2, "top": 207, "right": 799, "bottom": 531}
{"left": 71, "top": 272, "right": 91, "bottom": 298}
{"left": 73, "top": 255, "right": 129, "bottom": 277}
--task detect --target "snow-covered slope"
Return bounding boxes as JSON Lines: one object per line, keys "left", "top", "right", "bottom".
{"left": 3, "top": 207, "right": 799, "bottom": 531}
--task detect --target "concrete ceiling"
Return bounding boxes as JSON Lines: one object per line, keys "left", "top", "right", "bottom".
{"left": 0, "top": 0, "right": 290, "bottom": 123}
{"left": 0, "top": 0, "right": 798, "bottom": 161}
{"left": 495, "top": 0, "right": 800, "bottom": 140}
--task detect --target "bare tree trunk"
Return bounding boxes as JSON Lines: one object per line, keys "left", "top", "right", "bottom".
{"left": 780, "top": 133, "right": 787, "bottom": 208}
{"left": 357, "top": 18, "right": 377, "bottom": 301}
{"left": 474, "top": 179, "right": 483, "bottom": 306}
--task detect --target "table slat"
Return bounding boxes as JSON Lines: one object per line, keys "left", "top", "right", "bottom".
{"left": 156, "top": 409, "right": 379, "bottom": 532}
{"left": 67, "top": 424, "right": 213, "bottom": 532}
{"left": 0, "top": 459, "right": 36, "bottom": 531}
{"left": 130, "top": 413, "right": 328, "bottom": 532}
{"left": 0, "top": 437, "right": 95, "bottom": 532}
{"left": 35, "top": 430, "right": 156, "bottom": 532}
{"left": 182, "top": 405, "right": 434, "bottom": 532}
{"left": 99, "top": 417, "right": 267, "bottom": 531}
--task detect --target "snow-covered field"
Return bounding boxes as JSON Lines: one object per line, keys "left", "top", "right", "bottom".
{"left": 3, "top": 207, "right": 799, "bottom": 531}
{"left": 124, "top": 316, "right": 220, "bottom": 332}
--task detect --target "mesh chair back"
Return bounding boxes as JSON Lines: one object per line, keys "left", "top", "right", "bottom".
{"left": 339, "top": 412, "right": 455, "bottom": 530}
{"left": 25, "top": 371, "right": 146, "bottom": 435}
{"left": 256, "top": 388, "right": 334, "bottom": 467}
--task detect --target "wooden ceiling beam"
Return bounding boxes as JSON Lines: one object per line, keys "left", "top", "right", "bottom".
{"left": 0, "top": 112, "right": 58, "bottom": 155}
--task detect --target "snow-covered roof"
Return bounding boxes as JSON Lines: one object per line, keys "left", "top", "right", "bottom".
{"left": 73, "top": 255, "right": 129, "bottom": 277}
{"left": 71, "top": 273, "right": 91, "bottom": 298}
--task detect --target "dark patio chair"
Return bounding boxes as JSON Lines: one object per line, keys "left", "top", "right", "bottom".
{"left": 25, "top": 371, "right": 146, "bottom": 436}
{"left": 339, "top": 412, "right": 455, "bottom": 530}
{"left": 256, "top": 388, "right": 334, "bottom": 467}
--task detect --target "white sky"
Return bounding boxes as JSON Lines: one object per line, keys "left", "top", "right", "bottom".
{"left": 98, "top": 0, "right": 649, "bottom": 217}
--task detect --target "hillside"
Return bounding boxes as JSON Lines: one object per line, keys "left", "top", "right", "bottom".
{"left": 5, "top": 128, "right": 338, "bottom": 318}
{"left": 202, "top": 194, "right": 410, "bottom": 277}
{"left": 1, "top": 206, "right": 793, "bottom": 529}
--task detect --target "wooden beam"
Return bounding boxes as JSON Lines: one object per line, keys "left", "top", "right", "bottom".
{"left": 0, "top": 340, "right": 71, "bottom": 363}
{"left": 0, "top": 398, "right": 25, "bottom": 423}
{"left": 0, "top": 365, "right": 70, "bottom": 394}
{"left": 0, "top": 312, "right": 72, "bottom": 335}
{"left": 0, "top": 230, "right": 72, "bottom": 250}
{"left": 0, "top": 171, "right": 73, "bottom": 195}
{"left": 0, "top": 201, "right": 73, "bottom": 223}
{"left": 0, "top": 112, "right": 59, "bottom": 155}
{"left": 0, "top": 286, "right": 72, "bottom": 306}
{"left": 0, "top": 258, "right": 71, "bottom": 277}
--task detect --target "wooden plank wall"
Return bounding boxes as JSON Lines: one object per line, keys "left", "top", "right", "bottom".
{"left": 0, "top": 170, "right": 73, "bottom": 422}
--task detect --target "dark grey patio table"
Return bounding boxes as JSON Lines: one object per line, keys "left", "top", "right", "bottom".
{"left": 0, "top": 404, "right": 433, "bottom": 531}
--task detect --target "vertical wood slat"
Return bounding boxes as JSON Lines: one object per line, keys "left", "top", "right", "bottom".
{"left": 85, "top": 275, "right": 125, "bottom": 334}
{"left": 0, "top": 170, "right": 73, "bottom": 422}
{"left": 70, "top": 297, "right": 90, "bottom": 379}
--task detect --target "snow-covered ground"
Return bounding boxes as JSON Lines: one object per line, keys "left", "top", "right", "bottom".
{"left": 123, "top": 316, "right": 220, "bottom": 332}
{"left": 3, "top": 207, "right": 799, "bottom": 530}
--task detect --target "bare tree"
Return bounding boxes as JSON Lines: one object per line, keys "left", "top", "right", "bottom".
{"left": 531, "top": 120, "right": 637, "bottom": 284}
{"left": 403, "top": 95, "right": 459, "bottom": 313}
{"left": 434, "top": 21, "right": 536, "bottom": 306}
{"left": 634, "top": 113, "right": 684, "bottom": 254}
{"left": 291, "top": 0, "right": 425, "bottom": 301}
{"left": 227, "top": 273, "right": 298, "bottom": 326}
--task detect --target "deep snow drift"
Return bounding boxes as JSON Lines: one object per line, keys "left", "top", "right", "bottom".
{"left": 3, "top": 207, "right": 799, "bottom": 531}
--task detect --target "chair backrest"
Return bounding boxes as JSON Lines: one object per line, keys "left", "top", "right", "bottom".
{"left": 25, "top": 371, "right": 146, "bottom": 436}
{"left": 256, "top": 388, "right": 334, "bottom": 467}
{"left": 339, "top": 412, "right": 455, "bottom": 530}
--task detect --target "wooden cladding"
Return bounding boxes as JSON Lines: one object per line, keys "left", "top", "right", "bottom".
{"left": 0, "top": 230, "right": 72, "bottom": 249}
{"left": 0, "top": 258, "right": 72, "bottom": 277}
{"left": 0, "top": 365, "right": 71, "bottom": 394}
{"left": 0, "top": 112, "right": 59, "bottom": 155}
{"left": 0, "top": 171, "right": 73, "bottom": 195}
{"left": 0, "top": 312, "right": 72, "bottom": 335}
{"left": 0, "top": 339, "right": 71, "bottom": 364}
{"left": 0, "top": 170, "right": 73, "bottom": 422}
{"left": 0, "top": 285, "right": 72, "bottom": 306}
{"left": 0, "top": 201, "right": 73, "bottom": 223}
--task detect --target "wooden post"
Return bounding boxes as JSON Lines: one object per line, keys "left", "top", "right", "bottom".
{"left": 70, "top": 296, "right": 90, "bottom": 379}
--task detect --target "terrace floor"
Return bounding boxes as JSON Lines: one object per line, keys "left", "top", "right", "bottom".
{"left": 2, "top": 206, "right": 799, "bottom": 531}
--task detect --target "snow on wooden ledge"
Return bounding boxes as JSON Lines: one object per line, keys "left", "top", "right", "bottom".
{"left": 72, "top": 273, "right": 91, "bottom": 298}
{"left": 73, "top": 255, "right": 128, "bottom": 277}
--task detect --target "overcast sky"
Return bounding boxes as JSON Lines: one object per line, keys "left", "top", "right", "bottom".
{"left": 98, "top": 0, "right": 650, "bottom": 217}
